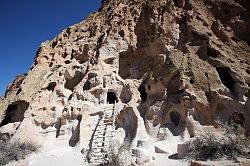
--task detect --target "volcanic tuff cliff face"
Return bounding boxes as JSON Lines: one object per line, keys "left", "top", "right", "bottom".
{"left": 0, "top": 0, "right": 250, "bottom": 165}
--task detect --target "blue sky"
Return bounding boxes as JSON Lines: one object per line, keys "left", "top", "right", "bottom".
{"left": 0, "top": 0, "right": 101, "bottom": 96}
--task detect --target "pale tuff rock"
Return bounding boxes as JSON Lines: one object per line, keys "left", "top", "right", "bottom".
{"left": 0, "top": 0, "right": 250, "bottom": 165}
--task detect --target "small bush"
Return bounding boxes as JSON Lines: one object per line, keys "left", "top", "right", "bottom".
{"left": 0, "top": 140, "right": 39, "bottom": 166}
{"left": 189, "top": 122, "right": 250, "bottom": 161}
{"left": 103, "top": 140, "right": 131, "bottom": 166}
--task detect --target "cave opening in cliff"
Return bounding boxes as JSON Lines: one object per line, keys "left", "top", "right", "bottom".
{"left": 170, "top": 111, "right": 181, "bottom": 126}
{"left": 47, "top": 82, "right": 56, "bottom": 92}
{"left": 83, "top": 80, "right": 91, "bottom": 91}
{"left": 138, "top": 85, "right": 147, "bottom": 102}
{"left": 173, "top": 0, "right": 178, "bottom": 6}
{"left": 0, "top": 101, "right": 29, "bottom": 127}
{"left": 107, "top": 92, "right": 118, "bottom": 104}
{"left": 216, "top": 67, "right": 236, "bottom": 92}
{"left": 207, "top": 46, "right": 219, "bottom": 58}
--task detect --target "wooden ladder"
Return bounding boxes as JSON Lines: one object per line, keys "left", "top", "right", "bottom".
{"left": 88, "top": 103, "right": 117, "bottom": 165}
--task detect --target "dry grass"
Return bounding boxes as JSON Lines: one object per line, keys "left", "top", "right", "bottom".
{"left": 102, "top": 140, "right": 131, "bottom": 166}
{"left": 0, "top": 139, "right": 39, "bottom": 166}
{"left": 189, "top": 122, "right": 250, "bottom": 161}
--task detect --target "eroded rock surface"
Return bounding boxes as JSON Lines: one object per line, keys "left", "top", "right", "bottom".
{"left": 0, "top": 0, "right": 249, "bottom": 165}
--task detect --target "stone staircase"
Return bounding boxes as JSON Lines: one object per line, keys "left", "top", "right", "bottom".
{"left": 88, "top": 103, "right": 117, "bottom": 165}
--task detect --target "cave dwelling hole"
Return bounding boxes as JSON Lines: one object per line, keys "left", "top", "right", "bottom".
{"left": 138, "top": 85, "right": 148, "bottom": 102}
{"left": 47, "top": 82, "right": 57, "bottom": 92}
{"left": 170, "top": 111, "right": 181, "bottom": 126}
{"left": 0, "top": 101, "right": 29, "bottom": 127}
{"left": 107, "top": 92, "right": 118, "bottom": 104}
{"left": 216, "top": 67, "right": 236, "bottom": 92}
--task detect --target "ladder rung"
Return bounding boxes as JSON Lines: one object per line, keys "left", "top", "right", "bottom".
{"left": 95, "top": 127, "right": 106, "bottom": 129}
{"left": 98, "top": 122, "right": 114, "bottom": 125}
{"left": 90, "top": 158, "right": 105, "bottom": 161}
{"left": 91, "top": 140, "right": 113, "bottom": 144}
{"left": 93, "top": 133, "right": 115, "bottom": 140}
{"left": 91, "top": 149, "right": 102, "bottom": 152}
{"left": 104, "top": 114, "right": 115, "bottom": 116}
{"left": 92, "top": 153, "right": 106, "bottom": 157}
{"left": 97, "top": 135, "right": 114, "bottom": 138}
{"left": 92, "top": 152, "right": 105, "bottom": 154}
{"left": 98, "top": 124, "right": 113, "bottom": 127}
{"left": 103, "top": 116, "right": 115, "bottom": 119}
{"left": 90, "top": 161, "right": 104, "bottom": 164}
{"left": 92, "top": 147, "right": 108, "bottom": 149}
{"left": 92, "top": 154, "right": 105, "bottom": 157}
{"left": 91, "top": 156, "right": 105, "bottom": 159}
{"left": 92, "top": 131, "right": 116, "bottom": 133}
{"left": 88, "top": 105, "right": 118, "bottom": 164}
{"left": 92, "top": 128, "right": 105, "bottom": 131}
{"left": 90, "top": 162, "right": 103, "bottom": 164}
{"left": 91, "top": 139, "right": 112, "bottom": 142}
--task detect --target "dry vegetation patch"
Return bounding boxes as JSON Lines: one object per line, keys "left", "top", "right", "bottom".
{"left": 189, "top": 122, "right": 250, "bottom": 161}
{"left": 0, "top": 138, "right": 39, "bottom": 166}
{"left": 101, "top": 140, "right": 131, "bottom": 166}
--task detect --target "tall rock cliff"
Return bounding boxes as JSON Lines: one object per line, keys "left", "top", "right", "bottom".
{"left": 0, "top": 0, "right": 249, "bottom": 165}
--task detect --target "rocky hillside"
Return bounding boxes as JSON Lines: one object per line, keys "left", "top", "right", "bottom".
{"left": 0, "top": 0, "right": 249, "bottom": 165}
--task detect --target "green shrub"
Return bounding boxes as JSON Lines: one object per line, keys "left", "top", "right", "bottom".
{"left": 0, "top": 140, "right": 39, "bottom": 166}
